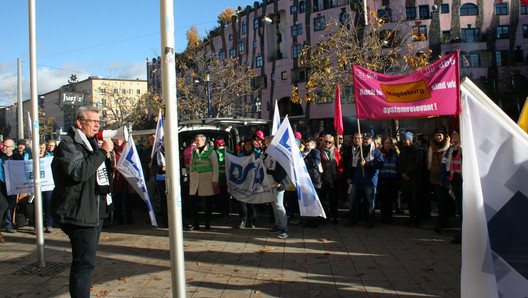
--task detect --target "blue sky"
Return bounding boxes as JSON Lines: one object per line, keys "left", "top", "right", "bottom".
{"left": 0, "top": 0, "right": 255, "bottom": 105}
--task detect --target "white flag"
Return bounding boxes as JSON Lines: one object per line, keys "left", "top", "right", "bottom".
{"left": 272, "top": 100, "right": 281, "bottom": 135}
{"left": 225, "top": 153, "right": 274, "bottom": 204}
{"left": 460, "top": 78, "right": 528, "bottom": 298}
{"left": 151, "top": 109, "right": 164, "bottom": 160}
{"left": 117, "top": 134, "right": 158, "bottom": 227}
{"left": 266, "top": 116, "right": 326, "bottom": 218}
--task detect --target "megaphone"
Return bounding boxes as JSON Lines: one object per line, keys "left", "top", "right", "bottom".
{"left": 96, "top": 126, "right": 129, "bottom": 141}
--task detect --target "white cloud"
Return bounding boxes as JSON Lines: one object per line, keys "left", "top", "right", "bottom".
{"left": 0, "top": 60, "right": 147, "bottom": 106}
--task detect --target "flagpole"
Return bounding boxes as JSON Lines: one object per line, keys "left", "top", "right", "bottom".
{"left": 160, "top": 1, "right": 187, "bottom": 297}
{"left": 356, "top": 118, "right": 365, "bottom": 176}
{"left": 29, "top": 0, "right": 45, "bottom": 268}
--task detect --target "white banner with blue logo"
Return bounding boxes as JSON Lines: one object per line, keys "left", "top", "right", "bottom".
{"left": 116, "top": 134, "right": 158, "bottom": 227}
{"left": 225, "top": 153, "right": 274, "bottom": 204}
{"left": 4, "top": 157, "right": 55, "bottom": 195}
{"left": 266, "top": 116, "right": 326, "bottom": 218}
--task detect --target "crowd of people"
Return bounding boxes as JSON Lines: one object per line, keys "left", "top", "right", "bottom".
{"left": 167, "top": 125, "right": 463, "bottom": 243}
{"left": 0, "top": 105, "right": 464, "bottom": 297}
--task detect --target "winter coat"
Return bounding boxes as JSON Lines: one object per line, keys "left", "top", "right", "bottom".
{"left": 189, "top": 144, "right": 219, "bottom": 196}
{"left": 398, "top": 143, "right": 424, "bottom": 193}
{"left": 303, "top": 148, "right": 322, "bottom": 189}
{"left": 427, "top": 136, "right": 450, "bottom": 185}
{"left": 349, "top": 146, "right": 384, "bottom": 187}
{"left": 50, "top": 126, "right": 109, "bottom": 227}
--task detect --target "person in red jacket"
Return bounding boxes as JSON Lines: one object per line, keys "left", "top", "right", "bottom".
{"left": 318, "top": 134, "right": 343, "bottom": 224}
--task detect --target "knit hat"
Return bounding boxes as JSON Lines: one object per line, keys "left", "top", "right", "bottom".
{"left": 402, "top": 132, "right": 414, "bottom": 142}
{"left": 434, "top": 126, "right": 447, "bottom": 135}
{"left": 294, "top": 132, "right": 302, "bottom": 140}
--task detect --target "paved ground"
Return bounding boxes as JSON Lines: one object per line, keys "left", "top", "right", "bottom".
{"left": 0, "top": 211, "right": 461, "bottom": 298}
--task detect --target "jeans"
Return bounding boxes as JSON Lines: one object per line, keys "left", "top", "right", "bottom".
{"left": 42, "top": 191, "right": 53, "bottom": 227}
{"left": 4, "top": 195, "right": 17, "bottom": 229}
{"left": 348, "top": 183, "right": 376, "bottom": 225}
{"left": 271, "top": 189, "right": 288, "bottom": 232}
{"left": 61, "top": 219, "right": 104, "bottom": 298}
{"left": 191, "top": 196, "right": 213, "bottom": 227}
{"left": 402, "top": 191, "right": 420, "bottom": 223}
{"left": 0, "top": 192, "right": 8, "bottom": 227}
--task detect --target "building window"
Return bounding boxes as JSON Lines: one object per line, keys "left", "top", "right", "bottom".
{"left": 229, "top": 49, "right": 236, "bottom": 58}
{"left": 219, "top": 50, "right": 225, "bottom": 61}
{"left": 253, "top": 41, "right": 257, "bottom": 48}
{"left": 524, "top": 24, "right": 528, "bottom": 38}
{"left": 522, "top": 3, "right": 528, "bottom": 14}
{"left": 281, "top": 71, "right": 288, "bottom": 80}
{"left": 442, "top": 30, "right": 451, "bottom": 43}
{"left": 290, "top": 5, "right": 297, "bottom": 14}
{"left": 495, "top": 3, "right": 508, "bottom": 15}
{"left": 271, "top": 73, "right": 276, "bottom": 82}
{"left": 254, "top": 18, "right": 259, "bottom": 29}
{"left": 291, "top": 23, "right": 303, "bottom": 36}
{"left": 412, "top": 25, "right": 428, "bottom": 41}
{"left": 497, "top": 25, "right": 509, "bottom": 39}
{"left": 114, "top": 88, "right": 118, "bottom": 94}
{"left": 102, "top": 99, "right": 107, "bottom": 105}
{"left": 461, "top": 28, "right": 480, "bottom": 42}
{"left": 238, "top": 42, "right": 244, "bottom": 52}
{"left": 256, "top": 56, "right": 263, "bottom": 67}
{"left": 441, "top": 3, "right": 450, "bottom": 13}
{"left": 419, "top": 5, "right": 430, "bottom": 19}
{"left": 377, "top": 8, "right": 392, "bottom": 22}
{"left": 128, "top": 89, "right": 133, "bottom": 95}
{"left": 292, "top": 44, "right": 303, "bottom": 58}
{"left": 299, "top": 1, "right": 306, "bottom": 13}
{"left": 460, "top": 3, "right": 479, "bottom": 15}
{"left": 102, "top": 110, "right": 107, "bottom": 117}
{"left": 406, "top": 7, "right": 417, "bottom": 20}
{"left": 100, "top": 88, "right": 106, "bottom": 95}
{"left": 242, "top": 23, "right": 247, "bottom": 34}
{"left": 496, "top": 50, "right": 508, "bottom": 67}
{"left": 228, "top": 34, "right": 233, "bottom": 41}
{"left": 136, "top": 89, "right": 141, "bottom": 95}
{"left": 314, "top": 16, "right": 326, "bottom": 31}
{"left": 461, "top": 51, "right": 480, "bottom": 68}
{"left": 313, "top": 0, "right": 319, "bottom": 12}
{"left": 122, "top": 89, "right": 126, "bottom": 94}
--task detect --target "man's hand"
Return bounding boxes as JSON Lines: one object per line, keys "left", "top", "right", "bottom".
{"left": 360, "top": 160, "right": 366, "bottom": 167}
{"left": 347, "top": 178, "right": 352, "bottom": 184}
{"left": 101, "top": 139, "right": 114, "bottom": 153}
{"left": 401, "top": 173, "right": 410, "bottom": 181}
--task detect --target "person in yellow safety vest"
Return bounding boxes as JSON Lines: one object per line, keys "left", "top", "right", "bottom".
{"left": 189, "top": 134, "right": 219, "bottom": 230}
{"left": 214, "top": 140, "right": 232, "bottom": 217}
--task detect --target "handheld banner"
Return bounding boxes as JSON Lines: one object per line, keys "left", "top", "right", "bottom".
{"left": 353, "top": 50, "right": 460, "bottom": 119}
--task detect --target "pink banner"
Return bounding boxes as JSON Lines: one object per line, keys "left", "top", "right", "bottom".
{"left": 353, "top": 50, "right": 460, "bottom": 119}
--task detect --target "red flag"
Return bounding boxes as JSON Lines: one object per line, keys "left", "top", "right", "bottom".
{"left": 521, "top": 0, "right": 528, "bottom": 8}
{"left": 334, "top": 83, "right": 344, "bottom": 135}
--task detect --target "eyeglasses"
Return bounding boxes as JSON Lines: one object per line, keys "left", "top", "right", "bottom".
{"left": 324, "top": 141, "right": 333, "bottom": 144}
{"left": 82, "top": 119, "right": 100, "bottom": 124}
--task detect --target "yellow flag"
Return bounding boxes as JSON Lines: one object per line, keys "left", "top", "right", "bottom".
{"left": 518, "top": 97, "right": 528, "bottom": 134}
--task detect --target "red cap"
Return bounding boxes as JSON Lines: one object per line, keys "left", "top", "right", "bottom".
{"left": 215, "top": 139, "right": 225, "bottom": 147}
{"left": 254, "top": 130, "right": 265, "bottom": 140}
{"left": 294, "top": 132, "right": 302, "bottom": 139}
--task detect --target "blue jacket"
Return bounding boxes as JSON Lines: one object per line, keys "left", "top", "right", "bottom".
{"left": 349, "top": 146, "right": 384, "bottom": 187}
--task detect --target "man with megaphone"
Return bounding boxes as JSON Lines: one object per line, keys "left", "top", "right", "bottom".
{"left": 50, "top": 106, "right": 114, "bottom": 298}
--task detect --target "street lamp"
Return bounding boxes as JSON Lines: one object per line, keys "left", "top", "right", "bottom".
{"left": 205, "top": 74, "right": 211, "bottom": 118}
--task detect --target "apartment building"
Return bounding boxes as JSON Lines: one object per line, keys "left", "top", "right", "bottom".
{"left": 148, "top": 0, "right": 527, "bottom": 134}
{"left": 4, "top": 77, "right": 148, "bottom": 140}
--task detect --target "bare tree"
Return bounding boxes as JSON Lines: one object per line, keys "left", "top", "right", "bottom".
{"left": 293, "top": 13, "right": 434, "bottom": 104}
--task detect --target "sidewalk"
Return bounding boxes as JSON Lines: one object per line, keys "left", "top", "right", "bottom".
{"left": 0, "top": 214, "right": 461, "bottom": 297}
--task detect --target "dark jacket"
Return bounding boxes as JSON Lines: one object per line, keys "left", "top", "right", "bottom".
{"left": 264, "top": 154, "right": 291, "bottom": 191}
{"left": 303, "top": 148, "right": 322, "bottom": 189}
{"left": 398, "top": 143, "right": 424, "bottom": 192}
{"left": 50, "top": 126, "right": 108, "bottom": 227}
{"left": 348, "top": 146, "right": 384, "bottom": 187}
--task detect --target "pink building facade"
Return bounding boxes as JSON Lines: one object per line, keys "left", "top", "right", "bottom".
{"left": 149, "top": 0, "right": 527, "bottom": 134}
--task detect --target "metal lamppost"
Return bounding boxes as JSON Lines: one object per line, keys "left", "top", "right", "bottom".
{"left": 205, "top": 74, "right": 211, "bottom": 118}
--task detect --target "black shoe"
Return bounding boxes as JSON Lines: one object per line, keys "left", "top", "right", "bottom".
{"left": 205, "top": 225, "right": 211, "bottom": 230}
{"left": 183, "top": 226, "right": 194, "bottom": 231}
{"left": 193, "top": 225, "right": 201, "bottom": 231}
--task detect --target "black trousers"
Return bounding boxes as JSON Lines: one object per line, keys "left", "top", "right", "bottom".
{"left": 61, "top": 219, "right": 104, "bottom": 298}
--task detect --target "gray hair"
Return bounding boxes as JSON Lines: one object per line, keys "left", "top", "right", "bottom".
{"left": 76, "top": 106, "right": 100, "bottom": 121}
{"left": 195, "top": 134, "right": 206, "bottom": 141}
